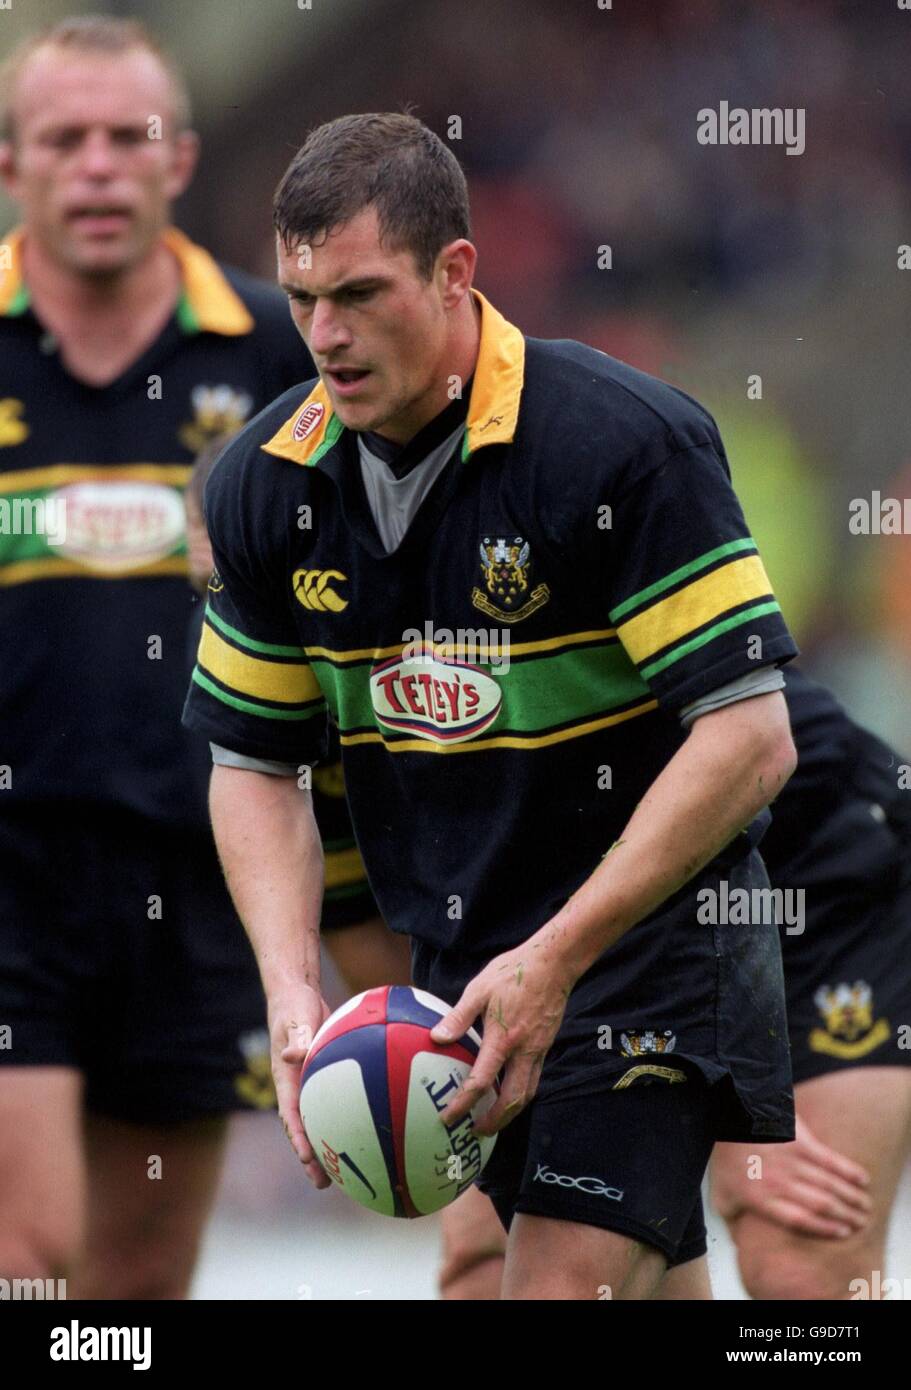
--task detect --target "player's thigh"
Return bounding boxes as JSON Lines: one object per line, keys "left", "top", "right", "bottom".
{"left": 796, "top": 1067, "right": 911, "bottom": 1205}
{"left": 736, "top": 1068, "right": 911, "bottom": 1299}
{"left": 323, "top": 916, "right": 413, "bottom": 995}
{"left": 71, "top": 1112, "right": 229, "bottom": 1299}
{"left": 504, "top": 1212, "right": 667, "bottom": 1301}
{"left": 0, "top": 1067, "right": 85, "bottom": 1276}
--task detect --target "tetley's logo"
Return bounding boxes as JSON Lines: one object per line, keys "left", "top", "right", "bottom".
{"left": 52, "top": 481, "right": 184, "bottom": 572}
{"left": 370, "top": 646, "right": 502, "bottom": 742}
{"left": 293, "top": 402, "right": 325, "bottom": 441}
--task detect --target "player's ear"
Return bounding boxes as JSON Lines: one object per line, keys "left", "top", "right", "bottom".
{"left": 165, "top": 128, "right": 201, "bottom": 201}
{"left": 437, "top": 238, "right": 476, "bottom": 308}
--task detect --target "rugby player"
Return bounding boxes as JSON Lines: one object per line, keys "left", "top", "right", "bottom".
{"left": 0, "top": 18, "right": 399, "bottom": 1300}
{"left": 183, "top": 112, "right": 801, "bottom": 1300}
{"left": 439, "top": 668, "right": 911, "bottom": 1299}
{"left": 710, "top": 668, "right": 911, "bottom": 1299}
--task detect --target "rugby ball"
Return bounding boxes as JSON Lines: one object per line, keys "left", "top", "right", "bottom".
{"left": 299, "top": 985, "right": 497, "bottom": 1217}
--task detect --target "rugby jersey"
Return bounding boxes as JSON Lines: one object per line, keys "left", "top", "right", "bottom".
{"left": 184, "top": 288, "right": 799, "bottom": 956}
{"left": 0, "top": 226, "right": 312, "bottom": 825}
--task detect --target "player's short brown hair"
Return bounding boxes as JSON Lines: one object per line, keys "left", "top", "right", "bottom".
{"left": 0, "top": 15, "right": 192, "bottom": 142}
{"left": 273, "top": 112, "right": 471, "bottom": 282}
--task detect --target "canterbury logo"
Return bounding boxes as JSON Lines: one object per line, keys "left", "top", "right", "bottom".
{"left": 293, "top": 567, "right": 348, "bottom": 612}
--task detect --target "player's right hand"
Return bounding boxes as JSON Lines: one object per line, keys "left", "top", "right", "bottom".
{"left": 710, "top": 1115, "right": 873, "bottom": 1239}
{"left": 268, "top": 986, "right": 333, "bottom": 1186}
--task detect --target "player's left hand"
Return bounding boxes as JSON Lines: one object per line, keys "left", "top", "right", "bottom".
{"left": 430, "top": 942, "right": 574, "bottom": 1134}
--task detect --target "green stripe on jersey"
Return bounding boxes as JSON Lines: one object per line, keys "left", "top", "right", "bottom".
{"left": 640, "top": 600, "right": 781, "bottom": 680}
{"left": 313, "top": 638, "right": 651, "bottom": 737}
{"left": 205, "top": 604, "right": 308, "bottom": 658}
{"left": 610, "top": 537, "right": 757, "bottom": 622}
{"left": 191, "top": 666, "right": 326, "bottom": 720}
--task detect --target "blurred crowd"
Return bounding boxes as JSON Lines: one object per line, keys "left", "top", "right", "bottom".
{"left": 183, "top": 0, "right": 911, "bottom": 737}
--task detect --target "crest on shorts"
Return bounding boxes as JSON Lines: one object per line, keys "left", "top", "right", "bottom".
{"left": 233, "top": 1028, "right": 277, "bottom": 1109}
{"left": 809, "top": 982, "right": 890, "bottom": 1059}
{"left": 178, "top": 384, "right": 253, "bottom": 453}
{"left": 620, "top": 1029, "right": 677, "bottom": 1057}
{"left": 0, "top": 398, "right": 29, "bottom": 447}
{"left": 471, "top": 535, "right": 550, "bottom": 624}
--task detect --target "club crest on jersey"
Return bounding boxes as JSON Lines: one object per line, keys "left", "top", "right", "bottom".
{"left": 293, "top": 402, "right": 325, "bottom": 441}
{"left": 471, "top": 535, "right": 550, "bottom": 624}
{"left": 370, "top": 645, "right": 502, "bottom": 742}
{"left": 178, "top": 384, "right": 253, "bottom": 453}
{"left": 809, "top": 982, "right": 890, "bottom": 1059}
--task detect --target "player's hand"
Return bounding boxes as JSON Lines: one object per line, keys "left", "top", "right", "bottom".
{"left": 268, "top": 986, "right": 333, "bottom": 1186}
{"left": 429, "top": 943, "right": 573, "bottom": 1135}
{"left": 710, "top": 1115, "right": 873, "bottom": 1238}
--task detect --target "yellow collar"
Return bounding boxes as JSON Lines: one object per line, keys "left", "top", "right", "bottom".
{"left": 261, "top": 288, "right": 525, "bottom": 466}
{"left": 0, "top": 224, "right": 254, "bottom": 335}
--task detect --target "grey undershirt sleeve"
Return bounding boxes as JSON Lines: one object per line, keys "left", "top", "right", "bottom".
{"left": 679, "top": 666, "right": 786, "bottom": 730}
{"left": 209, "top": 742, "right": 300, "bottom": 776}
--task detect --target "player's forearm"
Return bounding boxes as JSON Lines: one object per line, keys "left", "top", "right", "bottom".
{"left": 537, "top": 692, "right": 797, "bottom": 984}
{"left": 208, "top": 763, "right": 324, "bottom": 994}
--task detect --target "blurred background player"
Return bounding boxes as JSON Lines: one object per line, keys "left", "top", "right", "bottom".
{"left": 438, "top": 669, "right": 911, "bottom": 1299}
{"left": 185, "top": 436, "right": 411, "bottom": 1001}
{"left": 0, "top": 15, "right": 403, "bottom": 1300}
{"left": 710, "top": 667, "right": 911, "bottom": 1300}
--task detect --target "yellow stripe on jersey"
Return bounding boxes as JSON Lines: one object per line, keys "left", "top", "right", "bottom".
{"left": 0, "top": 463, "right": 192, "bottom": 493}
{"left": 616, "top": 554, "right": 773, "bottom": 665}
{"left": 0, "top": 556, "right": 189, "bottom": 585}
{"left": 198, "top": 622, "right": 321, "bottom": 704}
{"left": 341, "top": 697, "right": 657, "bottom": 753}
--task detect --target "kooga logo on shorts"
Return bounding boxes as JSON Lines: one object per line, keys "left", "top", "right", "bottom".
{"left": 370, "top": 647, "right": 502, "bottom": 742}
{"left": 533, "top": 1164, "right": 624, "bottom": 1200}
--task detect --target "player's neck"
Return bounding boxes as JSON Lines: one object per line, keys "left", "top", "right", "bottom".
{"left": 21, "top": 233, "right": 181, "bottom": 334}
{"left": 20, "top": 232, "right": 183, "bottom": 386}
{"left": 373, "top": 291, "right": 481, "bottom": 447}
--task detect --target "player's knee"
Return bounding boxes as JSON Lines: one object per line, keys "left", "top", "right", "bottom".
{"left": 439, "top": 1249, "right": 505, "bottom": 1300}
{"left": 75, "top": 1245, "right": 194, "bottom": 1300}
{"left": 438, "top": 1188, "right": 508, "bottom": 1299}
{"left": 0, "top": 1223, "right": 77, "bottom": 1283}
{"left": 739, "top": 1236, "right": 884, "bottom": 1302}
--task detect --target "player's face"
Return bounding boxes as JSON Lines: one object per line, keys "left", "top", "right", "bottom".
{"left": 0, "top": 47, "right": 197, "bottom": 278}
{"left": 277, "top": 205, "right": 462, "bottom": 442}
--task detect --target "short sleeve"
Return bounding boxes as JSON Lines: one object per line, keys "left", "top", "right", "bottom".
{"left": 181, "top": 446, "right": 328, "bottom": 765}
{"left": 606, "top": 436, "right": 799, "bottom": 710}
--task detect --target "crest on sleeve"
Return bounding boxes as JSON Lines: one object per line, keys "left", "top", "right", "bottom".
{"left": 471, "top": 534, "right": 550, "bottom": 624}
